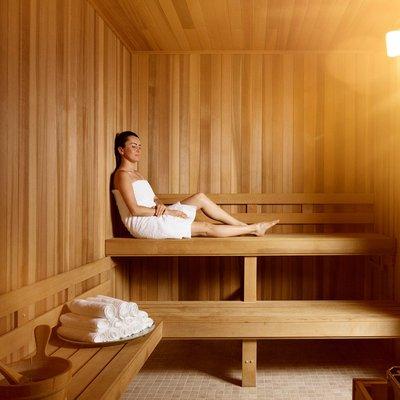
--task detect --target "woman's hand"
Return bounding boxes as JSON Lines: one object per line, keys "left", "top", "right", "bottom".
{"left": 164, "top": 209, "right": 188, "bottom": 219}
{"left": 154, "top": 203, "right": 167, "bottom": 217}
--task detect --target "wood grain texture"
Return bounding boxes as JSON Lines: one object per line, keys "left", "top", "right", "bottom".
{"left": 0, "top": 0, "right": 132, "bottom": 362}
{"left": 2, "top": 0, "right": 400, "bottom": 363}
{"left": 89, "top": 0, "right": 400, "bottom": 52}
{"left": 122, "top": 53, "right": 392, "bottom": 303}
{"left": 369, "top": 56, "right": 400, "bottom": 302}
{"left": 137, "top": 300, "right": 400, "bottom": 338}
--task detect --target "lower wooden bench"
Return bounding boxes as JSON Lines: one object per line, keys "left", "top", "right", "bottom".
{"left": 138, "top": 301, "right": 400, "bottom": 339}
{"left": 46, "top": 322, "right": 163, "bottom": 400}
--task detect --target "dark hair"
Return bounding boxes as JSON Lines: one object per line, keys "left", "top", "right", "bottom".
{"left": 114, "top": 131, "right": 140, "bottom": 168}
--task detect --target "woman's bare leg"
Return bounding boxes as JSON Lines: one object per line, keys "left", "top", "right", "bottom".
{"left": 191, "top": 220, "right": 279, "bottom": 238}
{"left": 181, "top": 192, "right": 246, "bottom": 226}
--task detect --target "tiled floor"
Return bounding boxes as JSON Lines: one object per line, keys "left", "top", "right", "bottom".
{"left": 121, "top": 339, "right": 395, "bottom": 399}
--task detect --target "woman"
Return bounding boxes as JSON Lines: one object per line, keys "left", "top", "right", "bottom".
{"left": 112, "top": 131, "right": 279, "bottom": 239}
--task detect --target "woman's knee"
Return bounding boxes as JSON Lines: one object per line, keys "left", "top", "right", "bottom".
{"left": 193, "top": 192, "right": 207, "bottom": 204}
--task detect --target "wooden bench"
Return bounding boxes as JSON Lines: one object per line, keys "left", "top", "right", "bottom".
{"left": 105, "top": 193, "right": 397, "bottom": 387}
{"left": 0, "top": 258, "right": 163, "bottom": 399}
{"left": 45, "top": 322, "right": 162, "bottom": 400}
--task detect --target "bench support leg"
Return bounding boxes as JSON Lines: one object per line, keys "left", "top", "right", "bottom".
{"left": 242, "top": 340, "right": 257, "bottom": 387}
{"left": 242, "top": 257, "right": 257, "bottom": 387}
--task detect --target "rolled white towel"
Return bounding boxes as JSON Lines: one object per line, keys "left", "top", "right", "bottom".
{"left": 87, "top": 296, "right": 129, "bottom": 319}
{"left": 137, "top": 310, "right": 148, "bottom": 319}
{"left": 111, "top": 319, "right": 130, "bottom": 338}
{"left": 59, "top": 313, "right": 110, "bottom": 333}
{"left": 57, "top": 325, "right": 106, "bottom": 343}
{"left": 126, "top": 318, "right": 146, "bottom": 335}
{"left": 69, "top": 299, "right": 116, "bottom": 320}
{"left": 93, "top": 294, "right": 139, "bottom": 318}
{"left": 127, "top": 302, "right": 139, "bottom": 317}
{"left": 103, "top": 326, "right": 121, "bottom": 341}
{"left": 142, "top": 317, "right": 154, "bottom": 329}
{"left": 123, "top": 316, "right": 135, "bottom": 326}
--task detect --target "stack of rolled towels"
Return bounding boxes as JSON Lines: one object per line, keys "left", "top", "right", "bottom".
{"left": 57, "top": 295, "right": 154, "bottom": 343}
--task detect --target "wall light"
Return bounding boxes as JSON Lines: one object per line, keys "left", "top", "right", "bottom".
{"left": 386, "top": 30, "right": 400, "bottom": 57}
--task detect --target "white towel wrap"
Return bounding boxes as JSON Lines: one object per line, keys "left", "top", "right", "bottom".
{"left": 59, "top": 313, "right": 110, "bottom": 333}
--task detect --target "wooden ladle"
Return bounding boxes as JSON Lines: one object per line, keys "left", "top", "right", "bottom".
{"left": 0, "top": 360, "right": 29, "bottom": 385}
{"left": 32, "top": 325, "right": 51, "bottom": 362}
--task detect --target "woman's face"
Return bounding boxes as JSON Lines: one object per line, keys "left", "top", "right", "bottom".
{"left": 119, "top": 136, "right": 141, "bottom": 163}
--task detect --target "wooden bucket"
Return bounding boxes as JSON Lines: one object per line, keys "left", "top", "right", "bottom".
{"left": 0, "top": 355, "right": 72, "bottom": 400}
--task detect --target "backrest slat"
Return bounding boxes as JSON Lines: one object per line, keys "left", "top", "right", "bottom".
{"left": 158, "top": 193, "right": 374, "bottom": 205}
{"left": 195, "top": 212, "right": 374, "bottom": 224}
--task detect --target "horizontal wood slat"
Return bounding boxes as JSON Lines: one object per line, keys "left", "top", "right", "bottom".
{"left": 138, "top": 300, "right": 400, "bottom": 339}
{"left": 0, "top": 280, "right": 112, "bottom": 359}
{"left": 196, "top": 213, "right": 374, "bottom": 224}
{"left": 76, "top": 322, "right": 163, "bottom": 400}
{"left": 106, "top": 234, "right": 395, "bottom": 257}
{"left": 68, "top": 344, "right": 126, "bottom": 399}
{"left": 157, "top": 193, "right": 375, "bottom": 205}
{"left": 0, "top": 258, "right": 116, "bottom": 318}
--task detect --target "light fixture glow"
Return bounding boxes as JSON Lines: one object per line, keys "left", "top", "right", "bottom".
{"left": 386, "top": 30, "right": 400, "bottom": 57}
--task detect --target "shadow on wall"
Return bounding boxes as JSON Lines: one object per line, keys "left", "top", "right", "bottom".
{"left": 109, "top": 171, "right": 131, "bottom": 238}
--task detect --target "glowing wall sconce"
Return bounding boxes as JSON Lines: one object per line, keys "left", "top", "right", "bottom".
{"left": 386, "top": 30, "right": 400, "bottom": 57}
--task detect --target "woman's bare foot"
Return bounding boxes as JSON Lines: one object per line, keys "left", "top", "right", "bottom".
{"left": 252, "top": 220, "right": 279, "bottom": 236}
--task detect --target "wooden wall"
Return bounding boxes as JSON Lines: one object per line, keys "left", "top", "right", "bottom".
{"left": 0, "top": 0, "right": 133, "bottom": 361}
{"left": 369, "top": 56, "right": 400, "bottom": 301}
{"left": 127, "top": 52, "right": 398, "bottom": 302}
{"left": 2, "top": 0, "right": 400, "bottom": 360}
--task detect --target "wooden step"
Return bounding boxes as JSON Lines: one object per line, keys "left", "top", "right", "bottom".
{"left": 137, "top": 301, "right": 400, "bottom": 339}
{"left": 106, "top": 233, "right": 395, "bottom": 257}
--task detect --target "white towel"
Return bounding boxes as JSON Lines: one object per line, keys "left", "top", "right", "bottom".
{"left": 126, "top": 318, "right": 146, "bottom": 335}
{"left": 127, "top": 302, "right": 139, "bottom": 317}
{"left": 142, "top": 317, "right": 154, "bottom": 329}
{"left": 69, "top": 299, "right": 116, "bottom": 320}
{"left": 111, "top": 319, "right": 130, "bottom": 338}
{"left": 59, "top": 313, "right": 110, "bottom": 333}
{"left": 123, "top": 316, "right": 135, "bottom": 326}
{"left": 57, "top": 325, "right": 106, "bottom": 343}
{"left": 103, "top": 326, "right": 121, "bottom": 341}
{"left": 92, "top": 295, "right": 139, "bottom": 318}
{"left": 87, "top": 296, "right": 129, "bottom": 319}
{"left": 95, "top": 295, "right": 139, "bottom": 316}
{"left": 137, "top": 310, "right": 148, "bottom": 319}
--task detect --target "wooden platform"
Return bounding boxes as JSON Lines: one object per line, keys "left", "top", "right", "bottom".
{"left": 138, "top": 301, "right": 400, "bottom": 339}
{"left": 46, "top": 322, "right": 162, "bottom": 400}
{"left": 105, "top": 193, "right": 397, "bottom": 387}
{"left": 105, "top": 233, "right": 395, "bottom": 257}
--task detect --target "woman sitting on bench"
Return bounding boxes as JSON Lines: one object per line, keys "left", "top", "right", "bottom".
{"left": 112, "top": 131, "right": 279, "bottom": 239}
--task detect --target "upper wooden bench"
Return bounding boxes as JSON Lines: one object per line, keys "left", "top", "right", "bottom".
{"left": 106, "top": 193, "right": 395, "bottom": 257}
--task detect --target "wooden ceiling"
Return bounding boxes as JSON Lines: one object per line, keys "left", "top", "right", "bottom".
{"left": 89, "top": 0, "right": 400, "bottom": 52}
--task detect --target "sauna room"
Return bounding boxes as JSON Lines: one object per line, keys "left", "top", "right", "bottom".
{"left": 1, "top": 0, "right": 400, "bottom": 399}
